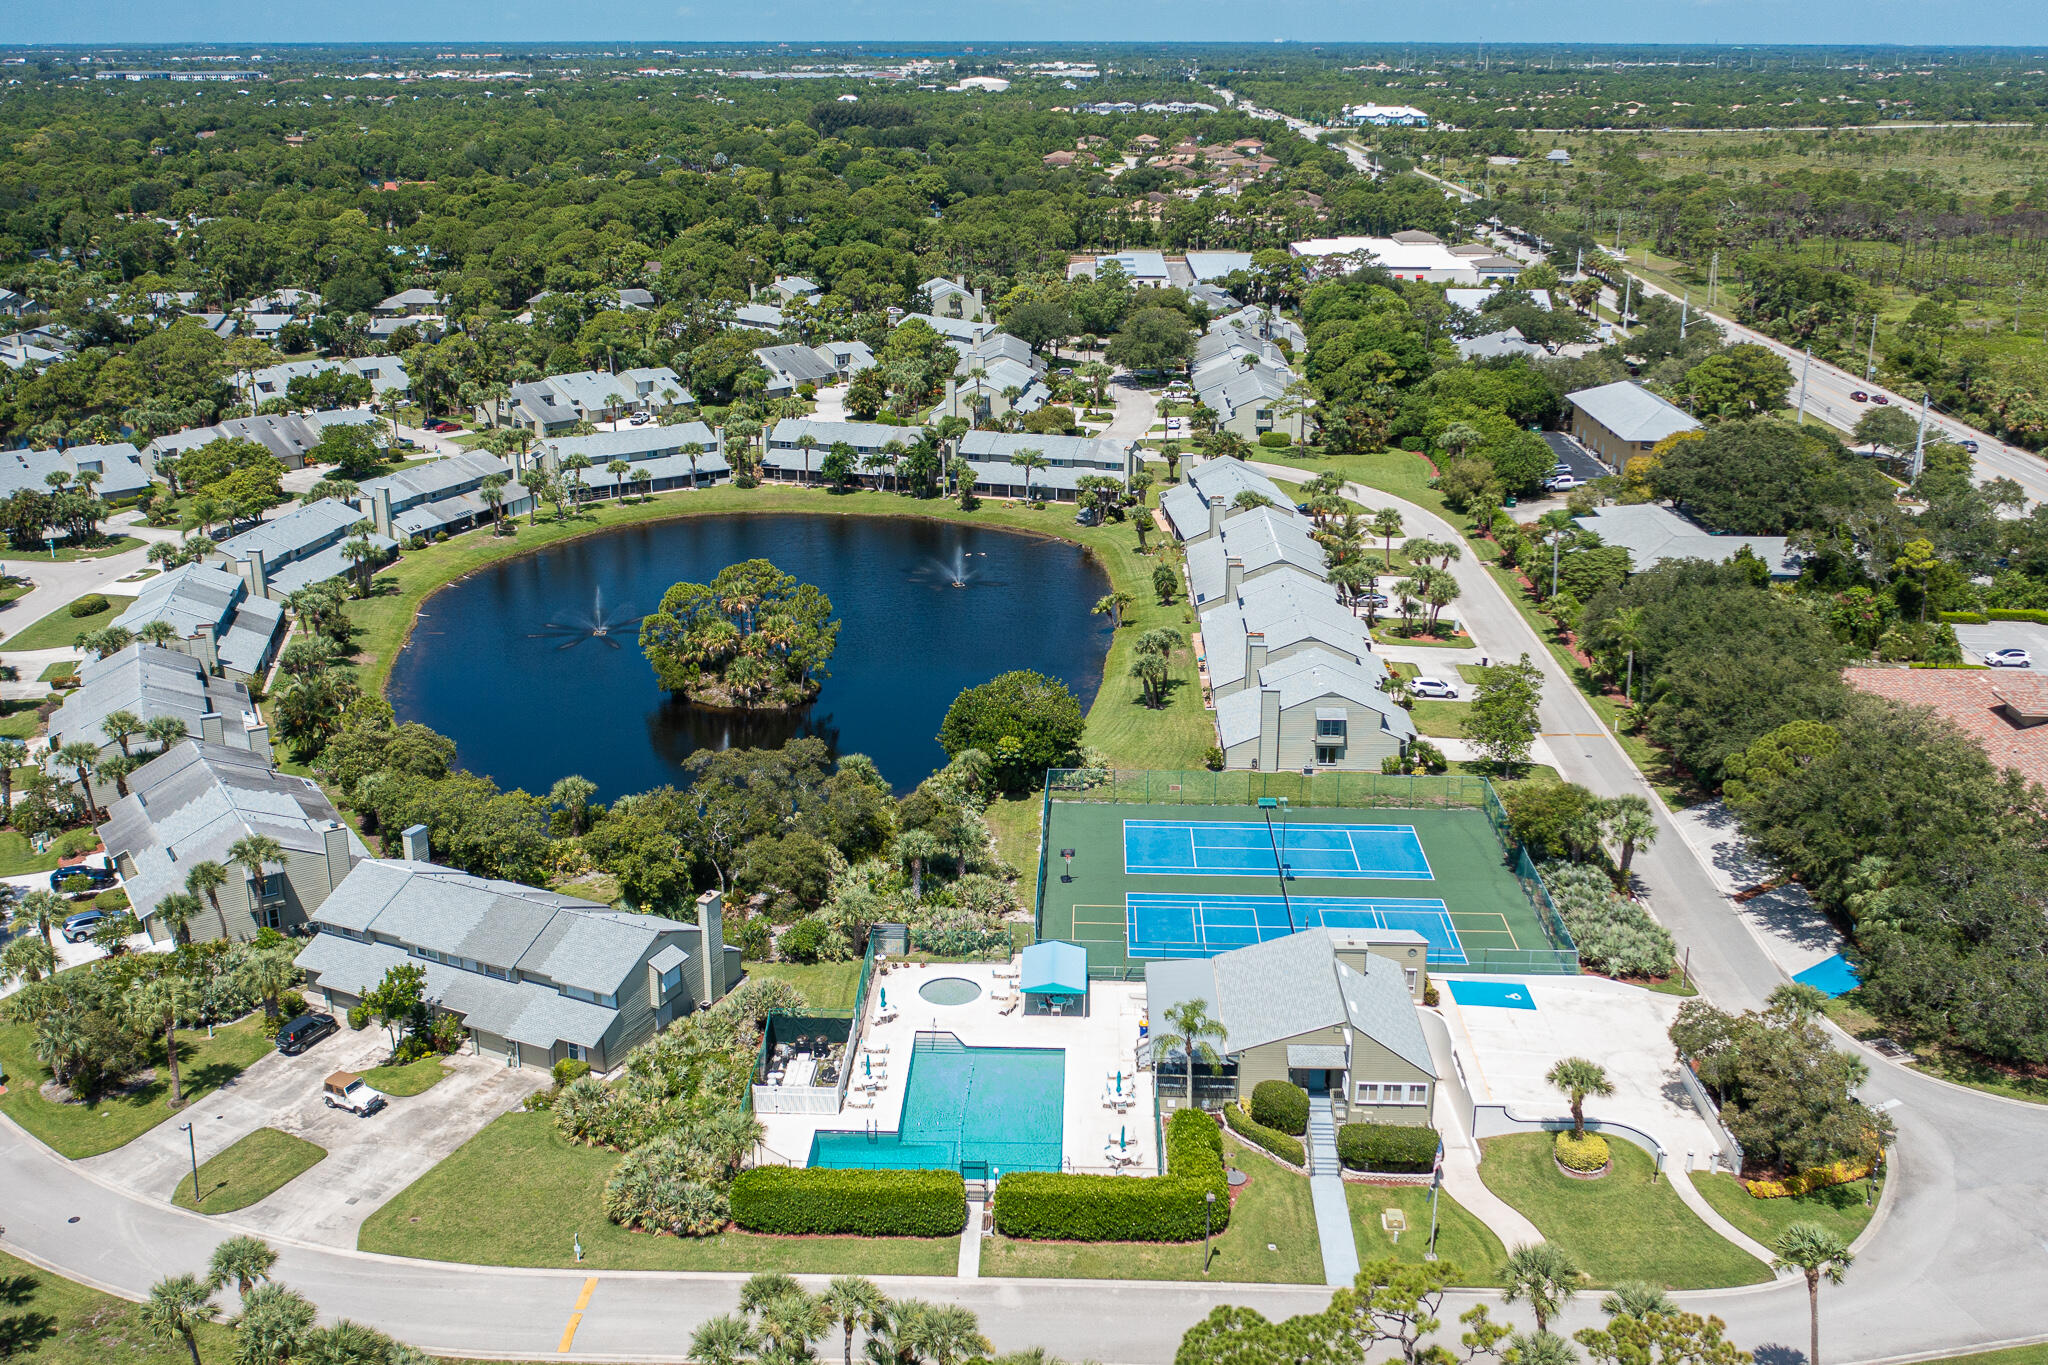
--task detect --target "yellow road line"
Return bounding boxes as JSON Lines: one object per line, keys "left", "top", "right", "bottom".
{"left": 558, "top": 1278, "right": 598, "bottom": 1353}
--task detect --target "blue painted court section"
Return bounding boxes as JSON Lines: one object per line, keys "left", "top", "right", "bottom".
{"left": 1127, "top": 892, "right": 1465, "bottom": 964}
{"left": 1448, "top": 979, "right": 1536, "bottom": 1010}
{"left": 1123, "top": 819, "right": 1434, "bottom": 880}
{"left": 1793, "top": 953, "right": 1861, "bottom": 998}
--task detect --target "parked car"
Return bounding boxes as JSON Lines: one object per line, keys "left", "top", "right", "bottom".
{"left": 49, "top": 864, "right": 116, "bottom": 892}
{"left": 629, "top": 412, "right": 653, "bottom": 426}
{"left": 1986, "top": 648, "right": 2034, "bottom": 669}
{"left": 1295, "top": 503, "right": 1312, "bottom": 514}
{"left": 1871, "top": 394, "right": 1891, "bottom": 405}
{"left": 61, "top": 909, "right": 108, "bottom": 943}
{"left": 322, "top": 1071, "right": 387, "bottom": 1117}
{"left": 1545, "top": 474, "right": 1583, "bottom": 492}
{"left": 1074, "top": 507, "right": 1101, "bottom": 527}
{"left": 1850, "top": 390, "right": 1868, "bottom": 402}
{"left": 277, "top": 1012, "right": 340, "bottom": 1055}
{"left": 427, "top": 419, "right": 461, "bottom": 433}
{"left": 1411, "top": 677, "right": 1460, "bottom": 700}
{"left": 1166, "top": 418, "right": 1182, "bottom": 431}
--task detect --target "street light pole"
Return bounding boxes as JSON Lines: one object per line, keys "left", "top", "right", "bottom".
{"left": 1204, "top": 1190, "right": 1217, "bottom": 1274}
{"left": 1425, "top": 1164, "right": 1442, "bottom": 1261}
{"left": 179, "top": 1122, "right": 199, "bottom": 1202}
{"left": 1796, "top": 348, "right": 1813, "bottom": 424}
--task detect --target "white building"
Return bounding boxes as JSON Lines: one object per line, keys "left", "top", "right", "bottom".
{"left": 1289, "top": 232, "right": 1522, "bottom": 285}
{"left": 1341, "top": 104, "right": 1430, "bottom": 127}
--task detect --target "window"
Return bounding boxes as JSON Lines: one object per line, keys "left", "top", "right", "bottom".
{"left": 564, "top": 1043, "right": 583, "bottom": 1062}
{"left": 260, "top": 905, "right": 282, "bottom": 930}
{"left": 1408, "top": 1084, "right": 1431, "bottom": 1105}
{"left": 1316, "top": 746, "right": 1342, "bottom": 765}
{"left": 1317, "top": 717, "right": 1347, "bottom": 738}
{"left": 1404, "top": 968, "right": 1419, "bottom": 990}
{"left": 1355, "top": 1082, "right": 1379, "bottom": 1102}
{"left": 660, "top": 965, "right": 683, "bottom": 993}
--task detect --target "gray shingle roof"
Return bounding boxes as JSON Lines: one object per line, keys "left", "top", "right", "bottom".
{"left": 1335, "top": 953, "right": 1435, "bottom": 1075}
{"left": 1574, "top": 503, "right": 1800, "bottom": 577}
{"left": 216, "top": 497, "right": 363, "bottom": 566}
{"left": 1567, "top": 381, "right": 1700, "bottom": 444}
{"left": 47, "top": 644, "right": 256, "bottom": 753}
{"left": 0, "top": 443, "right": 150, "bottom": 501}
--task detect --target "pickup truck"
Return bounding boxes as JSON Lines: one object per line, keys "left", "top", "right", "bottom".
{"left": 322, "top": 1072, "right": 387, "bottom": 1117}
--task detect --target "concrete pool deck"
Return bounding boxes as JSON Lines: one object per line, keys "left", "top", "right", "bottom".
{"left": 756, "top": 958, "right": 1156, "bottom": 1176}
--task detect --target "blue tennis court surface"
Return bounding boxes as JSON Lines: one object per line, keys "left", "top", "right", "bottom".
{"left": 1124, "top": 819, "right": 1434, "bottom": 880}
{"left": 1448, "top": 979, "right": 1536, "bottom": 1010}
{"left": 1127, "top": 892, "right": 1465, "bottom": 963}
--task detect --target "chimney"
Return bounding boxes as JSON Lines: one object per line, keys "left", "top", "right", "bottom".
{"left": 1259, "top": 686, "right": 1282, "bottom": 771}
{"left": 945, "top": 377, "right": 958, "bottom": 419}
{"left": 971, "top": 283, "right": 983, "bottom": 314}
{"left": 242, "top": 548, "right": 268, "bottom": 600}
{"left": 247, "top": 723, "right": 273, "bottom": 764}
{"left": 1206, "top": 490, "right": 1223, "bottom": 538}
{"left": 695, "top": 889, "right": 727, "bottom": 1006}
{"left": 372, "top": 485, "right": 393, "bottom": 538}
{"left": 400, "top": 823, "right": 430, "bottom": 863}
{"left": 1246, "top": 630, "right": 1268, "bottom": 682}
{"left": 199, "top": 711, "right": 225, "bottom": 745}
{"left": 321, "top": 820, "right": 352, "bottom": 891}
{"left": 186, "top": 629, "right": 219, "bottom": 674}
{"left": 1224, "top": 556, "right": 1244, "bottom": 602}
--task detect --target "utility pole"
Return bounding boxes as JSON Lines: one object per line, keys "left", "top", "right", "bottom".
{"left": 1619, "top": 275, "right": 1633, "bottom": 337}
{"left": 1911, "top": 392, "right": 1931, "bottom": 482}
{"left": 1796, "top": 348, "right": 1813, "bottom": 424}
{"left": 1680, "top": 290, "right": 1690, "bottom": 339}
{"left": 1708, "top": 249, "right": 1720, "bottom": 307}
{"left": 1866, "top": 314, "right": 1879, "bottom": 381}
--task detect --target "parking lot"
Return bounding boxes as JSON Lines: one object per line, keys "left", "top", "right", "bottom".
{"left": 1951, "top": 621, "right": 2048, "bottom": 668}
{"left": 83, "top": 1022, "right": 546, "bottom": 1245}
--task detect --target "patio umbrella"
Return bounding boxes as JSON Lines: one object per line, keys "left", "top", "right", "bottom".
{"left": 1119, "top": 1125, "right": 1127, "bottom": 1151}
{"left": 880, "top": 987, "right": 888, "bottom": 1010}
{"left": 1114, "top": 1070, "right": 1123, "bottom": 1095}
{"left": 864, "top": 1054, "right": 871, "bottom": 1078}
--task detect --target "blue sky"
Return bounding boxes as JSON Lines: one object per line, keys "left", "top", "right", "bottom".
{"left": 10, "top": 0, "right": 2048, "bottom": 47}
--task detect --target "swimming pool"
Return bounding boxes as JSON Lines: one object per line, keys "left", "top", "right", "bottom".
{"left": 808, "top": 1036, "right": 1065, "bottom": 1175}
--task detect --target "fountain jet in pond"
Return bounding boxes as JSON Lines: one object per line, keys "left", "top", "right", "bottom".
{"left": 927, "top": 547, "right": 989, "bottom": 589}
{"left": 528, "top": 586, "right": 644, "bottom": 650}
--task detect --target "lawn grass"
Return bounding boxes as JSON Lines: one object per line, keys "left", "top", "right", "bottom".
{"left": 743, "top": 960, "right": 863, "bottom": 1013}
{"left": 0, "top": 697, "right": 45, "bottom": 738}
{"left": 0, "top": 1247, "right": 242, "bottom": 1365}
{"left": 0, "top": 829, "right": 63, "bottom": 876}
{"left": 0, "top": 1015, "right": 273, "bottom": 1159}
{"left": 37, "top": 661, "right": 78, "bottom": 682}
{"left": 5, "top": 596, "right": 134, "bottom": 652}
{"left": 0, "top": 536, "right": 144, "bottom": 563}
{"left": 981, "top": 1135, "right": 1324, "bottom": 1284}
{"left": 363, "top": 1057, "right": 452, "bottom": 1096}
{"left": 1824, "top": 996, "right": 2048, "bottom": 1105}
{"left": 1477, "top": 1132, "right": 1771, "bottom": 1289}
{"left": 984, "top": 793, "right": 1043, "bottom": 875}
{"left": 1405, "top": 699, "right": 1469, "bottom": 739}
{"left": 358, "top": 1112, "right": 959, "bottom": 1274}
{"left": 1688, "top": 1171, "right": 1881, "bottom": 1248}
{"left": 168, "top": 1126, "right": 327, "bottom": 1213}
{"left": 1345, "top": 1181, "right": 1507, "bottom": 1285}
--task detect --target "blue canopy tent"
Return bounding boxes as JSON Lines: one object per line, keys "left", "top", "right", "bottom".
{"left": 1020, "top": 940, "right": 1090, "bottom": 1017}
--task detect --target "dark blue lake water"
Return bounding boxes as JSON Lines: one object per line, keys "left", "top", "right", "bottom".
{"left": 385, "top": 513, "right": 1115, "bottom": 797}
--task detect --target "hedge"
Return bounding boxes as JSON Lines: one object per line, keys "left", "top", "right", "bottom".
{"left": 993, "top": 1108, "right": 1228, "bottom": 1242}
{"left": 729, "top": 1166, "right": 967, "bottom": 1237}
{"left": 68, "top": 594, "right": 110, "bottom": 618}
{"left": 1554, "top": 1131, "right": 1610, "bottom": 1172}
{"left": 1942, "top": 609, "right": 2048, "bottom": 625}
{"left": 1224, "top": 1102, "right": 1306, "bottom": 1167}
{"left": 1740, "top": 1153, "right": 1875, "bottom": 1199}
{"left": 1337, "top": 1121, "right": 1440, "bottom": 1173}
{"left": 1249, "top": 1080, "right": 1309, "bottom": 1136}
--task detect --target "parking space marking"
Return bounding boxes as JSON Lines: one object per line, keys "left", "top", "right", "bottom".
{"left": 558, "top": 1277, "right": 598, "bottom": 1352}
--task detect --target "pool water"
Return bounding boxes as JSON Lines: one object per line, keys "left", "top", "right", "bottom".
{"left": 918, "top": 977, "right": 982, "bottom": 1006}
{"left": 808, "top": 1037, "right": 1065, "bottom": 1174}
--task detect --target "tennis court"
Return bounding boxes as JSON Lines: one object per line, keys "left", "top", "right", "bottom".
{"left": 1038, "top": 779, "right": 1577, "bottom": 977}
{"left": 1126, "top": 892, "right": 1467, "bottom": 963}
{"left": 1123, "top": 819, "right": 1434, "bottom": 880}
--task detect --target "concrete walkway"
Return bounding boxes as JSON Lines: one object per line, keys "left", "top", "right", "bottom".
{"left": 958, "top": 1199, "right": 984, "bottom": 1279}
{"left": 1305, "top": 1097, "right": 1360, "bottom": 1287}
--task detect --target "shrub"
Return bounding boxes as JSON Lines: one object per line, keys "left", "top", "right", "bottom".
{"left": 1554, "top": 1131, "right": 1611, "bottom": 1173}
{"left": 1337, "top": 1121, "right": 1440, "bottom": 1173}
{"left": 1202, "top": 746, "right": 1225, "bottom": 772}
{"left": 730, "top": 1167, "right": 967, "bottom": 1237}
{"left": 994, "top": 1108, "right": 1227, "bottom": 1242}
{"left": 1740, "top": 1153, "right": 1874, "bottom": 1198}
{"left": 602, "top": 1135, "right": 730, "bottom": 1236}
{"left": 1938, "top": 611, "right": 1990, "bottom": 624}
{"left": 69, "top": 594, "right": 111, "bottom": 618}
{"left": 56, "top": 830, "right": 102, "bottom": 858}
{"left": 94, "top": 888, "right": 130, "bottom": 912}
{"left": 1258, "top": 432, "right": 1292, "bottom": 448}
{"left": 1542, "top": 861, "right": 1677, "bottom": 980}
{"left": 553, "top": 1058, "right": 591, "bottom": 1087}
{"left": 777, "top": 916, "right": 834, "bottom": 964}
{"left": 1223, "top": 1102, "right": 1305, "bottom": 1167}
{"left": 1249, "top": 1080, "right": 1309, "bottom": 1135}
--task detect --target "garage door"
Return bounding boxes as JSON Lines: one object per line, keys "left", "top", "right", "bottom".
{"left": 472, "top": 1030, "right": 513, "bottom": 1063}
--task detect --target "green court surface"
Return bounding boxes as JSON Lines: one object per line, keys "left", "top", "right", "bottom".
{"left": 1037, "top": 780, "right": 1572, "bottom": 977}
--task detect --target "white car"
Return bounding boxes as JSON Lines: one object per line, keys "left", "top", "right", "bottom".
{"left": 1167, "top": 418, "right": 1182, "bottom": 431}
{"left": 1411, "top": 677, "right": 1460, "bottom": 699}
{"left": 1985, "top": 648, "right": 2034, "bottom": 668}
{"left": 1545, "top": 474, "right": 1583, "bottom": 493}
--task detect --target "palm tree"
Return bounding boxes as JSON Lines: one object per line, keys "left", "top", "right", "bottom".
{"left": 1773, "top": 1224, "right": 1854, "bottom": 1365}
{"left": 134, "top": 969, "right": 202, "bottom": 1105}
{"left": 481, "top": 472, "right": 511, "bottom": 529}
{"left": 140, "top": 1273, "right": 218, "bottom": 1365}
{"left": 146, "top": 714, "right": 192, "bottom": 750}
{"left": 606, "top": 460, "right": 633, "bottom": 501}
{"left": 56, "top": 741, "right": 103, "bottom": 822}
{"left": 207, "top": 1235, "right": 279, "bottom": 1296}
{"left": 0, "top": 934, "right": 56, "bottom": 989}
{"left": 188, "top": 860, "right": 232, "bottom": 940}
{"left": 1156, "top": 998, "right": 1228, "bottom": 1108}
{"left": 1507, "top": 1333, "right": 1578, "bottom": 1365}
{"left": 299, "top": 1320, "right": 398, "bottom": 1365}
{"left": 228, "top": 834, "right": 285, "bottom": 927}
{"left": 15, "top": 887, "right": 65, "bottom": 949}
{"left": 1092, "top": 591, "right": 1134, "bottom": 629}
{"left": 0, "top": 737, "right": 28, "bottom": 822}
{"left": 900, "top": 1303, "right": 988, "bottom": 1365}
{"left": 1500, "top": 1242, "right": 1582, "bottom": 1332}
{"left": 562, "top": 453, "right": 593, "bottom": 502}
{"left": 795, "top": 432, "right": 819, "bottom": 483}
{"left": 1601, "top": 795, "right": 1659, "bottom": 878}
{"left": 1437, "top": 421, "right": 1485, "bottom": 461}
{"left": 1009, "top": 447, "right": 1048, "bottom": 502}
{"left": 1545, "top": 1058, "right": 1613, "bottom": 1138}
{"left": 754, "top": 1288, "right": 829, "bottom": 1361}
{"left": 155, "top": 891, "right": 203, "bottom": 946}
{"left": 242, "top": 945, "right": 300, "bottom": 1022}
{"left": 1370, "top": 506, "right": 1405, "bottom": 569}
{"left": 100, "top": 709, "right": 144, "bottom": 757}
{"left": 821, "top": 1278, "right": 890, "bottom": 1365}
{"left": 234, "top": 1283, "right": 317, "bottom": 1365}
{"left": 1598, "top": 1282, "right": 1675, "bottom": 1321}
{"left": 1392, "top": 578, "right": 1422, "bottom": 635}
{"left": 691, "top": 1315, "right": 758, "bottom": 1365}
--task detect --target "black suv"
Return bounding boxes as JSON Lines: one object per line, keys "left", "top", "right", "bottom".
{"left": 276, "top": 1012, "right": 339, "bottom": 1055}
{"left": 49, "top": 865, "right": 117, "bottom": 892}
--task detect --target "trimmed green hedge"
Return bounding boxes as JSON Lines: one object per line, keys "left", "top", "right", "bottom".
{"left": 1943, "top": 609, "right": 2048, "bottom": 625}
{"left": 1249, "top": 1080, "right": 1309, "bottom": 1136}
{"left": 729, "top": 1166, "right": 967, "bottom": 1237}
{"left": 993, "top": 1108, "right": 1228, "bottom": 1242}
{"left": 1939, "top": 611, "right": 1990, "bottom": 624}
{"left": 1223, "top": 1101, "right": 1306, "bottom": 1167}
{"left": 1337, "top": 1121, "right": 1440, "bottom": 1173}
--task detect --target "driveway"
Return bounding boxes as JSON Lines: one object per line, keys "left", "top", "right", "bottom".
{"left": 81, "top": 1025, "right": 546, "bottom": 1246}
{"left": 1950, "top": 620, "right": 2048, "bottom": 667}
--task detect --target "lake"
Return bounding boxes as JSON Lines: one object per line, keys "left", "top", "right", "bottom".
{"left": 385, "top": 512, "right": 1116, "bottom": 797}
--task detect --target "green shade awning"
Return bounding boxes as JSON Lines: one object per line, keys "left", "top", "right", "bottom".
{"left": 1020, "top": 940, "right": 1089, "bottom": 995}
